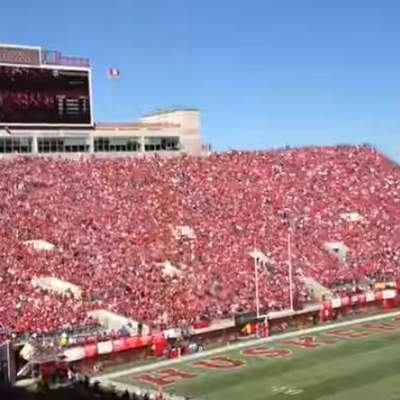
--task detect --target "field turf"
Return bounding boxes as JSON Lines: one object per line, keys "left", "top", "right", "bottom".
{"left": 105, "top": 313, "right": 400, "bottom": 399}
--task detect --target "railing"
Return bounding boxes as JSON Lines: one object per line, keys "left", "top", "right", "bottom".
{"left": 41, "top": 50, "right": 90, "bottom": 68}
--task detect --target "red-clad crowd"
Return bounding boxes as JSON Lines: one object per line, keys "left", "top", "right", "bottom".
{"left": 0, "top": 145, "right": 399, "bottom": 341}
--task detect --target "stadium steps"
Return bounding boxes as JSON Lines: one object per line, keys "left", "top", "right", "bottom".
{"left": 302, "top": 277, "right": 332, "bottom": 301}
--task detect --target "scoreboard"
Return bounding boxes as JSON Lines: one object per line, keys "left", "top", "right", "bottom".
{"left": 0, "top": 45, "right": 41, "bottom": 66}
{"left": 0, "top": 45, "right": 93, "bottom": 127}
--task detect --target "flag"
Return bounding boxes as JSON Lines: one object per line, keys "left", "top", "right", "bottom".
{"left": 108, "top": 68, "right": 120, "bottom": 78}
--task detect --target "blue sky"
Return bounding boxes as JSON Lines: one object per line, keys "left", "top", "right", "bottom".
{"left": 1, "top": 0, "right": 400, "bottom": 159}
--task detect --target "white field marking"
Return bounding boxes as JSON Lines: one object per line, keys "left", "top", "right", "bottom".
{"left": 97, "top": 310, "right": 400, "bottom": 382}
{"left": 272, "top": 386, "right": 303, "bottom": 396}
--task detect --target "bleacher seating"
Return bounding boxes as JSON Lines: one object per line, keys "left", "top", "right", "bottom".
{"left": 0, "top": 145, "right": 399, "bottom": 341}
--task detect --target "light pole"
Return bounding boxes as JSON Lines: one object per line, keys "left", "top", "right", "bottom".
{"left": 254, "top": 250, "right": 260, "bottom": 318}
{"left": 288, "top": 229, "right": 294, "bottom": 311}
{"left": 190, "top": 238, "right": 195, "bottom": 262}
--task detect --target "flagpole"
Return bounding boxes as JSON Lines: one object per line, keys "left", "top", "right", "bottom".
{"left": 107, "top": 74, "right": 113, "bottom": 115}
{"left": 107, "top": 68, "right": 120, "bottom": 117}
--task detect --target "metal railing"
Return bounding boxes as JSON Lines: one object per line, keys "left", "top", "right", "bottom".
{"left": 42, "top": 50, "right": 90, "bottom": 68}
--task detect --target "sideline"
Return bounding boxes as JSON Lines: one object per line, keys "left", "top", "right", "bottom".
{"left": 98, "top": 309, "right": 400, "bottom": 382}
{"left": 97, "top": 380, "right": 186, "bottom": 400}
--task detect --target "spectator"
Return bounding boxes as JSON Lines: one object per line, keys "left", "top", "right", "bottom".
{"left": 0, "top": 145, "right": 399, "bottom": 341}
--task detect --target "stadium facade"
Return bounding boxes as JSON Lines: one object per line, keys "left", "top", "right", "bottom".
{"left": 0, "top": 44, "right": 205, "bottom": 157}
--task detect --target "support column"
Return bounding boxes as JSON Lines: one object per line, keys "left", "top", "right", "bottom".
{"left": 140, "top": 136, "right": 145, "bottom": 154}
{"left": 88, "top": 136, "right": 95, "bottom": 154}
{"left": 31, "top": 136, "right": 38, "bottom": 154}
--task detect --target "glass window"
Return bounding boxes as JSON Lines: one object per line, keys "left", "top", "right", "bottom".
{"left": 162, "top": 137, "right": 180, "bottom": 151}
{"left": 144, "top": 137, "right": 180, "bottom": 151}
{"left": 94, "top": 137, "right": 141, "bottom": 152}
{"left": 4, "top": 139, "right": 12, "bottom": 153}
{"left": 38, "top": 137, "right": 88, "bottom": 153}
{"left": 64, "top": 137, "right": 89, "bottom": 153}
{"left": 0, "top": 137, "right": 32, "bottom": 153}
{"left": 144, "top": 137, "right": 161, "bottom": 151}
{"left": 18, "top": 138, "right": 31, "bottom": 153}
{"left": 94, "top": 137, "right": 108, "bottom": 152}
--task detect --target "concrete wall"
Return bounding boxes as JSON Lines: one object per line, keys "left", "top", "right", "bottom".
{"left": 140, "top": 109, "right": 202, "bottom": 156}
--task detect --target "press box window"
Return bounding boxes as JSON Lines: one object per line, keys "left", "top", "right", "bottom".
{"left": 38, "top": 137, "right": 89, "bottom": 153}
{"left": 144, "top": 137, "right": 180, "bottom": 151}
{"left": 63, "top": 138, "right": 89, "bottom": 153}
{"left": 94, "top": 137, "right": 141, "bottom": 152}
{"left": 0, "top": 137, "right": 32, "bottom": 153}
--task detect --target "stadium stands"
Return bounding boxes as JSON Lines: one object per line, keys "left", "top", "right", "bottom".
{"left": 0, "top": 379, "right": 162, "bottom": 400}
{"left": 0, "top": 145, "right": 399, "bottom": 341}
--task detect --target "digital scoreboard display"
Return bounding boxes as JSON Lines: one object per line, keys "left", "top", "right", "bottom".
{"left": 0, "top": 65, "right": 92, "bottom": 126}
{"left": 0, "top": 46, "right": 40, "bottom": 66}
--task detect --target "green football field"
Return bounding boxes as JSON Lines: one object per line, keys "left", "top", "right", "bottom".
{"left": 102, "top": 312, "right": 400, "bottom": 400}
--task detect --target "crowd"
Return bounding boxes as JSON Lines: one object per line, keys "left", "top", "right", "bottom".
{"left": 0, "top": 380, "right": 164, "bottom": 400}
{"left": 0, "top": 145, "right": 399, "bottom": 341}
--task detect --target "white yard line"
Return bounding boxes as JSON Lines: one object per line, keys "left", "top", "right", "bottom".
{"left": 97, "top": 310, "right": 400, "bottom": 382}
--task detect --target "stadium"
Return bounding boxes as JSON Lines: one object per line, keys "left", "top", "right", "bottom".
{"left": 1, "top": 43, "right": 400, "bottom": 400}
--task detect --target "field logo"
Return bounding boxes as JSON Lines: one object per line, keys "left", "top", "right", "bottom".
{"left": 324, "top": 329, "right": 371, "bottom": 339}
{"left": 192, "top": 356, "right": 245, "bottom": 370}
{"left": 136, "top": 368, "right": 197, "bottom": 387}
{"left": 281, "top": 336, "right": 321, "bottom": 349}
{"left": 361, "top": 322, "right": 397, "bottom": 332}
{"left": 242, "top": 347, "right": 292, "bottom": 359}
